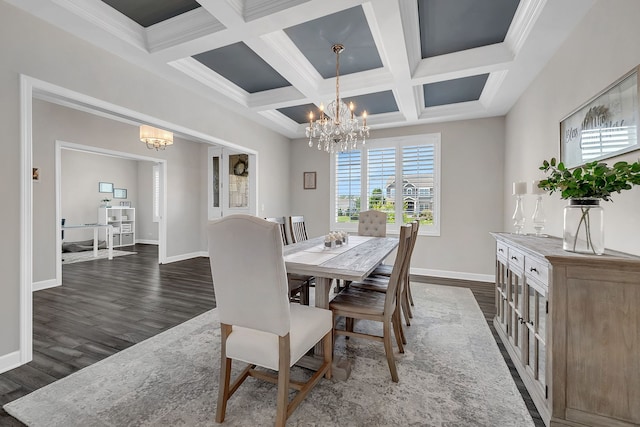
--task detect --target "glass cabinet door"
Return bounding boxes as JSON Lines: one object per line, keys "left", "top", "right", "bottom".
{"left": 508, "top": 268, "right": 524, "bottom": 354}
{"left": 524, "top": 280, "right": 547, "bottom": 393}
{"left": 495, "top": 259, "right": 508, "bottom": 329}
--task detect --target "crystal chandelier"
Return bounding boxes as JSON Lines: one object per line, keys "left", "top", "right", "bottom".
{"left": 306, "top": 44, "right": 369, "bottom": 153}
{"left": 140, "top": 125, "right": 173, "bottom": 150}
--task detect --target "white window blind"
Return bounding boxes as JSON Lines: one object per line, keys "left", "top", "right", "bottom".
{"left": 402, "top": 145, "right": 435, "bottom": 225}
{"left": 335, "top": 150, "right": 361, "bottom": 223}
{"left": 330, "top": 134, "right": 441, "bottom": 235}
{"left": 367, "top": 147, "right": 395, "bottom": 223}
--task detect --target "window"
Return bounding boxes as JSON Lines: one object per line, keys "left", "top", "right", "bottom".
{"left": 331, "top": 134, "right": 440, "bottom": 235}
{"left": 152, "top": 165, "right": 160, "bottom": 222}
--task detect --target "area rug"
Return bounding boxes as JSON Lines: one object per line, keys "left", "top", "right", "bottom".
{"left": 62, "top": 249, "right": 137, "bottom": 265}
{"left": 4, "top": 283, "right": 534, "bottom": 426}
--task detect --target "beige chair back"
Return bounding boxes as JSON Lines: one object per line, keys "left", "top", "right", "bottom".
{"left": 208, "top": 214, "right": 290, "bottom": 336}
{"left": 358, "top": 210, "right": 387, "bottom": 237}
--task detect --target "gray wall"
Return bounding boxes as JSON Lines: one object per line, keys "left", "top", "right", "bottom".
{"left": 0, "top": 2, "right": 290, "bottom": 360}
{"left": 504, "top": 0, "right": 640, "bottom": 256}
{"left": 291, "top": 117, "right": 506, "bottom": 279}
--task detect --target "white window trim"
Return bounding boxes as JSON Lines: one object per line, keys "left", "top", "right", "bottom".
{"left": 330, "top": 133, "right": 441, "bottom": 236}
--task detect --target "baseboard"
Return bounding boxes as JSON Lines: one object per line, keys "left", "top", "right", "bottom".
{"left": 135, "top": 239, "right": 158, "bottom": 245}
{"left": 32, "top": 278, "right": 60, "bottom": 292}
{"left": 0, "top": 350, "right": 22, "bottom": 374}
{"left": 411, "top": 267, "right": 494, "bottom": 283}
{"left": 163, "top": 251, "right": 208, "bottom": 264}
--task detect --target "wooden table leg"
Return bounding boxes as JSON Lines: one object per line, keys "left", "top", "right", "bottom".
{"left": 313, "top": 276, "right": 351, "bottom": 381}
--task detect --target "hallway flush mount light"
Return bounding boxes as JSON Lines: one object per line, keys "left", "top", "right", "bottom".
{"left": 140, "top": 125, "right": 173, "bottom": 150}
{"left": 306, "top": 44, "right": 369, "bottom": 154}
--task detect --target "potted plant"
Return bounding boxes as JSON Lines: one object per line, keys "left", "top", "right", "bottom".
{"left": 538, "top": 157, "right": 640, "bottom": 254}
{"left": 100, "top": 198, "right": 112, "bottom": 208}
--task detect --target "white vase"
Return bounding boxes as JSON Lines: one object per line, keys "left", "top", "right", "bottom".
{"left": 563, "top": 199, "right": 604, "bottom": 255}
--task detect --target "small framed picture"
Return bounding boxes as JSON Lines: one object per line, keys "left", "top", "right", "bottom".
{"left": 303, "top": 171, "right": 316, "bottom": 190}
{"left": 120, "top": 201, "right": 131, "bottom": 207}
{"left": 32, "top": 168, "right": 39, "bottom": 181}
{"left": 113, "top": 188, "right": 127, "bottom": 199}
{"left": 99, "top": 182, "right": 114, "bottom": 193}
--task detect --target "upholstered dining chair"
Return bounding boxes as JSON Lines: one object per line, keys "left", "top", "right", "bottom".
{"left": 265, "top": 216, "right": 312, "bottom": 305}
{"left": 350, "top": 221, "right": 419, "bottom": 345}
{"left": 208, "top": 215, "right": 332, "bottom": 426}
{"left": 357, "top": 210, "right": 387, "bottom": 237}
{"left": 329, "top": 223, "right": 412, "bottom": 382}
{"left": 288, "top": 215, "right": 308, "bottom": 243}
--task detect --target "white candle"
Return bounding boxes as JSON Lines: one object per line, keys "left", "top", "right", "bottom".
{"left": 531, "top": 180, "right": 546, "bottom": 195}
{"left": 513, "top": 181, "right": 527, "bottom": 195}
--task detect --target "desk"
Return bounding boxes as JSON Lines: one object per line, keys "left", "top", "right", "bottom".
{"left": 283, "top": 235, "right": 398, "bottom": 378}
{"left": 62, "top": 224, "right": 114, "bottom": 260}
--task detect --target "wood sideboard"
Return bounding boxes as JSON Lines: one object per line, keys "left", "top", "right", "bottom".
{"left": 491, "top": 233, "right": 640, "bottom": 427}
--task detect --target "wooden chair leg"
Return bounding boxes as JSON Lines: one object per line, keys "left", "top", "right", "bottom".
{"left": 276, "top": 335, "right": 291, "bottom": 427}
{"left": 392, "top": 310, "right": 405, "bottom": 351}
{"left": 300, "top": 283, "right": 310, "bottom": 305}
{"left": 402, "top": 293, "right": 412, "bottom": 326}
{"left": 383, "top": 321, "right": 399, "bottom": 382}
{"left": 216, "top": 324, "right": 232, "bottom": 423}
{"left": 407, "top": 280, "right": 414, "bottom": 307}
{"left": 323, "top": 331, "right": 332, "bottom": 379}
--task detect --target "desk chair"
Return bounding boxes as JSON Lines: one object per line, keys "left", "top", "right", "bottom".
{"left": 208, "top": 215, "right": 332, "bottom": 426}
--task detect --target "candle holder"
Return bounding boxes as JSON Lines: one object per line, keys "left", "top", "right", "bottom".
{"left": 532, "top": 194, "right": 546, "bottom": 236}
{"left": 512, "top": 195, "right": 526, "bottom": 234}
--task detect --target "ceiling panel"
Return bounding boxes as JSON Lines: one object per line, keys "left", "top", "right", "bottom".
{"left": 101, "top": 0, "right": 200, "bottom": 28}
{"left": 277, "top": 103, "right": 318, "bottom": 125}
{"left": 284, "top": 6, "right": 383, "bottom": 78}
{"left": 342, "top": 91, "right": 399, "bottom": 116}
{"left": 423, "top": 74, "right": 489, "bottom": 107}
{"left": 418, "top": 0, "right": 520, "bottom": 58}
{"left": 193, "top": 43, "right": 291, "bottom": 94}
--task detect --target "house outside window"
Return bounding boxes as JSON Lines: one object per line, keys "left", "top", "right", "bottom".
{"left": 330, "top": 134, "right": 441, "bottom": 236}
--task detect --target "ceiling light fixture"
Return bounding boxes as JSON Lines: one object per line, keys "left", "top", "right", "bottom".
{"left": 140, "top": 125, "right": 173, "bottom": 150}
{"left": 306, "top": 44, "right": 369, "bottom": 153}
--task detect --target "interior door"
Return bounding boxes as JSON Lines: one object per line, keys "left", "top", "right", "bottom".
{"left": 208, "top": 146, "right": 256, "bottom": 219}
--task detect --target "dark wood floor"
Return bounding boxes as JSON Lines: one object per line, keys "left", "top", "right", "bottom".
{"left": 0, "top": 245, "right": 543, "bottom": 426}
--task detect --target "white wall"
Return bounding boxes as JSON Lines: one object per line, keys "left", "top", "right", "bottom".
{"left": 61, "top": 150, "right": 139, "bottom": 242}
{"left": 291, "top": 117, "right": 506, "bottom": 280}
{"left": 504, "top": 0, "right": 640, "bottom": 256}
{"left": 0, "top": 2, "right": 290, "bottom": 361}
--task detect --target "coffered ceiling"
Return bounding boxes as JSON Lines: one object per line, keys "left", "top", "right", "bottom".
{"left": 6, "top": 0, "right": 595, "bottom": 139}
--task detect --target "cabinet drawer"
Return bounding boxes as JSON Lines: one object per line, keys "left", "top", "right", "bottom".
{"left": 525, "top": 256, "right": 549, "bottom": 286}
{"left": 496, "top": 241, "right": 508, "bottom": 261}
{"left": 508, "top": 247, "right": 525, "bottom": 271}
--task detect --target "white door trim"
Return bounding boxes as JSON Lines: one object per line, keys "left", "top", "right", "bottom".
{"left": 55, "top": 140, "right": 169, "bottom": 284}
{"left": 18, "top": 74, "right": 258, "bottom": 369}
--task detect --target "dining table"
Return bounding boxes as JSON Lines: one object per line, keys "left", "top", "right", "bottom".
{"left": 283, "top": 234, "right": 399, "bottom": 379}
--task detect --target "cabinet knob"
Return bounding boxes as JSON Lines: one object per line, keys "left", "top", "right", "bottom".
{"left": 498, "top": 248, "right": 504, "bottom": 253}
{"left": 511, "top": 256, "right": 518, "bottom": 260}
{"left": 530, "top": 267, "right": 538, "bottom": 273}
{"left": 527, "top": 320, "right": 534, "bottom": 326}
{"left": 518, "top": 317, "right": 525, "bottom": 324}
